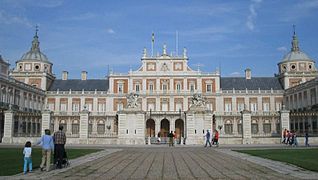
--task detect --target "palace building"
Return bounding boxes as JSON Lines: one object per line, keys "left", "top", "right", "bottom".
{"left": 0, "top": 29, "right": 317, "bottom": 145}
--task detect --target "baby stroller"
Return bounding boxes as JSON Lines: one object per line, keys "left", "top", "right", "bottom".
{"left": 54, "top": 150, "right": 70, "bottom": 169}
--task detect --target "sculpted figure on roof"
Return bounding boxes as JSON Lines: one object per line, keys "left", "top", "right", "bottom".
{"left": 126, "top": 93, "right": 140, "bottom": 109}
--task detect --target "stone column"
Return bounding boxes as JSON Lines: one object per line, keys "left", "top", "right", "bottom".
{"left": 280, "top": 107, "right": 290, "bottom": 138}
{"left": 79, "top": 109, "right": 90, "bottom": 144}
{"left": 41, "top": 109, "right": 54, "bottom": 135}
{"left": 2, "top": 110, "right": 14, "bottom": 143}
{"left": 242, "top": 110, "right": 252, "bottom": 144}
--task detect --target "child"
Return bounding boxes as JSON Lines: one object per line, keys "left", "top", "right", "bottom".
{"left": 23, "top": 141, "right": 33, "bottom": 174}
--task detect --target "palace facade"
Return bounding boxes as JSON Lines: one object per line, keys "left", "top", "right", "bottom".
{"left": 0, "top": 29, "right": 317, "bottom": 144}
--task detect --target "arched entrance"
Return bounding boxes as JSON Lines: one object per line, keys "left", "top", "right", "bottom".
{"left": 175, "top": 119, "right": 184, "bottom": 144}
{"left": 146, "top": 119, "right": 155, "bottom": 137}
{"left": 160, "top": 119, "right": 170, "bottom": 138}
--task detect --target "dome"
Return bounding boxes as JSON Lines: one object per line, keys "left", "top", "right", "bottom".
{"left": 18, "top": 30, "right": 51, "bottom": 63}
{"left": 281, "top": 51, "right": 313, "bottom": 62}
{"left": 280, "top": 30, "right": 314, "bottom": 63}
{"left": 20, "top": 49, "right": 49, "bottom": 62}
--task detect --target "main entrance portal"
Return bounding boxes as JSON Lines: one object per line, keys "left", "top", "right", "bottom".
{"left": 160, "top": 119, "right": 170, "bottom": 138}
{"left": 146, "top": 119, "right": 155, "bottom": 137}
{"left": 175, "top": 119, "right": 184, "bottom": 144}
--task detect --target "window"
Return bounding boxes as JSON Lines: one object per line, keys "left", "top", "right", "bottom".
{"left": 263, "top": 123, "right": 271, "bottom": 134}
{"left": 72, "top": 103, "right": 80, "bottom": 112}
{"left": 251, "top": 121, "right": 258, "bottom": 134}
{"left": 224, "top": 103, "right": 232, "bottom": 112}
{"left": 190, "top": 84, "right": 195, "bottom": 92}
{"left": 263, "top": 103, "right": 270, "bottom": 112}
{"left": 206, "top": 103, "right": 213, "bottom": 111}
{"left": 118, "top": 84, "right": 123, "bottom": 94}
{"left": 59, "top": 120, "right": 67, "bottom": 132}
{"left": 224, "top": 121, "right": 233, "bottom": 134}
{"left": 60, "top": 103, "right": 67, "bottom": 112}
{"left": 149, "top": 83, "right": 154, "bottom": 92}
{"left": 98, "top": 103, "right": 106, "bottom": 112}
{"left": 48, "top": 103, "right": 55, "bottom": 111}
{"left": 117, "top": 103, "right": 123, "bottom": 111}
{"left": 135, "top": 84, "right": 140, "bottom": 93}
{"left": 250, "top": 103, "right": 257, "bottom": 112}
{"left": 206, "top": 84, "right": 212, "bottom": 93}
{"left": 148, "top": 103, "right": 155, "bottom": 111}
{"left": 162, "top": 84, "right": 168, "bottom": 91}
{"left": 97, "top": 121, "right": 105, "bottom": 134}
{"left": 237, "top": 123, "right": 242, "bottom": 134}
{"left": 88, "top": 122, "right": 93, "bottom": 134}
{"left": 176, "top": 83, "right": 181, "bottom": 92}
{"left": 176, "top": 103, "right": 182, "bottom": 111}
{"left": 72, "top": 120, "right": 79, "bottom": 134}
{"left": 237, "top": 103, "right": 244, "bottom": 112}
{"left": 86, "top": 103, "right": 93, "bottom": 111}
{"left": 275, "top": 103, "right": 282, "bottom": 111}
{"left": 162, "top": 103, "right": 168, "bottom": 111}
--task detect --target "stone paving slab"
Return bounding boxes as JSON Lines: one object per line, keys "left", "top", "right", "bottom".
{"left": 3, "top": 146, "right": 317, "bottom": 180}
{"left": 11, "top": 147, "right": 290, "bottom": 180}
{"left": 217, "top": 148, "right": 318, "bottom": 179}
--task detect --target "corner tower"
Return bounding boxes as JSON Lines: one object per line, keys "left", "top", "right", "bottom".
{"left": 277, "top": 26, "right": 317, "bottom": 89}
{"left": 10, "top": 27, "right": 55, "bottom": 91}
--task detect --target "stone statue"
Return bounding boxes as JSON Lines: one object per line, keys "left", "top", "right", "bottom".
{"left": 126, "top": 93, "right": 139, "bottom": 109}
{"left": 190, "top": 93, "right": 207, "bottom": 108}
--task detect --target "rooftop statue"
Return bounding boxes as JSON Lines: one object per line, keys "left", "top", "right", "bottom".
{"left": 126, "top": 93, "right": 140, "bottom": 109}
{"left": 190, "top": 93, "right": 207, "bottom": 108}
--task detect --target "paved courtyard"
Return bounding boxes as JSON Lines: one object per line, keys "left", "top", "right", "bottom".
{"left": 45, "top": 147, "right": 287, "bottom": 179}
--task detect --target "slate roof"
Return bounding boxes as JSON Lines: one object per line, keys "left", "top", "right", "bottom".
{"left": 48, "top": 79, "right": 109, "bottom": 91}
{"left": 220, "top": 77, "right": 283, "bottom": 90}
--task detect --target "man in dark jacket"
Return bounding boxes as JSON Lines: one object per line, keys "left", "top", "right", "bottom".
{"left": 53, "top": 126, "right": 66, "bottom": 168}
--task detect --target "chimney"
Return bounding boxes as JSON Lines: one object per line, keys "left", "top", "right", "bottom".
{"left": 81, "top": 71, "right": 87, "bottom": 80}
{"left": 62, "top": 71, "right": 68, "bottom": 80}
{"left": 245, "top": 68, "right": 251, "bottom": 80}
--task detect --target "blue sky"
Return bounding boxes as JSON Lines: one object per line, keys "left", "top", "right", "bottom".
{"left": 0, "top": 0, "right": 318, "bottom": 79}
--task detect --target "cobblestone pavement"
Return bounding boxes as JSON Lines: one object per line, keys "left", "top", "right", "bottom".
{"left": 38, "top": 147, "right": 289, "bottom": 180}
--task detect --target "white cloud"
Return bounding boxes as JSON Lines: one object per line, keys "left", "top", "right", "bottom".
{"left": 230, "top": 72, "right": 241, "bottom": 76}
{"left": 246, "top": 0, "right": 262, "bottom": 31}
{"left": 107, "top": 28, "right": 115, "bottom": 34}
{"left": 61, "top": 12, "right": 97, "bottom": 21}
{"left": 277, "top": 46, "right": 288, "bottom": 53}
{"left": 0, "top": 10, "right": 32, "bottom": 27}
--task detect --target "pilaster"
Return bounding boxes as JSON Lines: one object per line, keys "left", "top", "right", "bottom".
{"left": 2, "top": 110, "right": 14, "bottom": 143}
{"left": 242, "top": 110, "right": 252, "bottom": 144}
{"left": 79, "top": 109, "right": 90, "bottom": 143}
{"left": 41, "top": 108, "right": 52, "bottom": 135}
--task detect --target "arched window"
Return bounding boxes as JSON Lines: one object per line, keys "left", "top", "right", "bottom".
{"left": 72, "top": 120, "right": 79, "bottom": 134}
{"left": 88, "top": 120, "right": 93, "bottom": 134}
{"left": 263, "top": 119, "right": 271, "bottom": 134}
{"left": 59, "top": 120, "right": 67, "bottom": 132}
{"left": 251, "top": 119, "right": 258, "bottom": 134}
{"left": 224, "top": 120, "right": 233, "bottom": 134}
{"left": 97, "top": 120, "right": 105, "bottom": 134}
{"left": 237, "top": 120, "right": 242, "bottom": 134}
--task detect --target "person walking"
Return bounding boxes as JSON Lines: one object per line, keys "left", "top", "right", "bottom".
{"left": 282, "top": 129, "right": 287, "bottom": 144}
{"left": 23, "top": 141, "right": 32, "bottom": 174}
{"left": 168, "top": 131, "right": 174, "bottom": 147}
{"left": 305, "top": 131, "right": 310, "bottom": 147}
{"left": 37, "top": 129, "right": 54, "bottom": 172}
{"left": 204, "top": 130, "right": 212, "bottom": 147}
{"left": 53, "top": 126, "right": 66, "bottom": 169}
{"left": 212, "top": 130, "right": 219, "bottom": 147}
